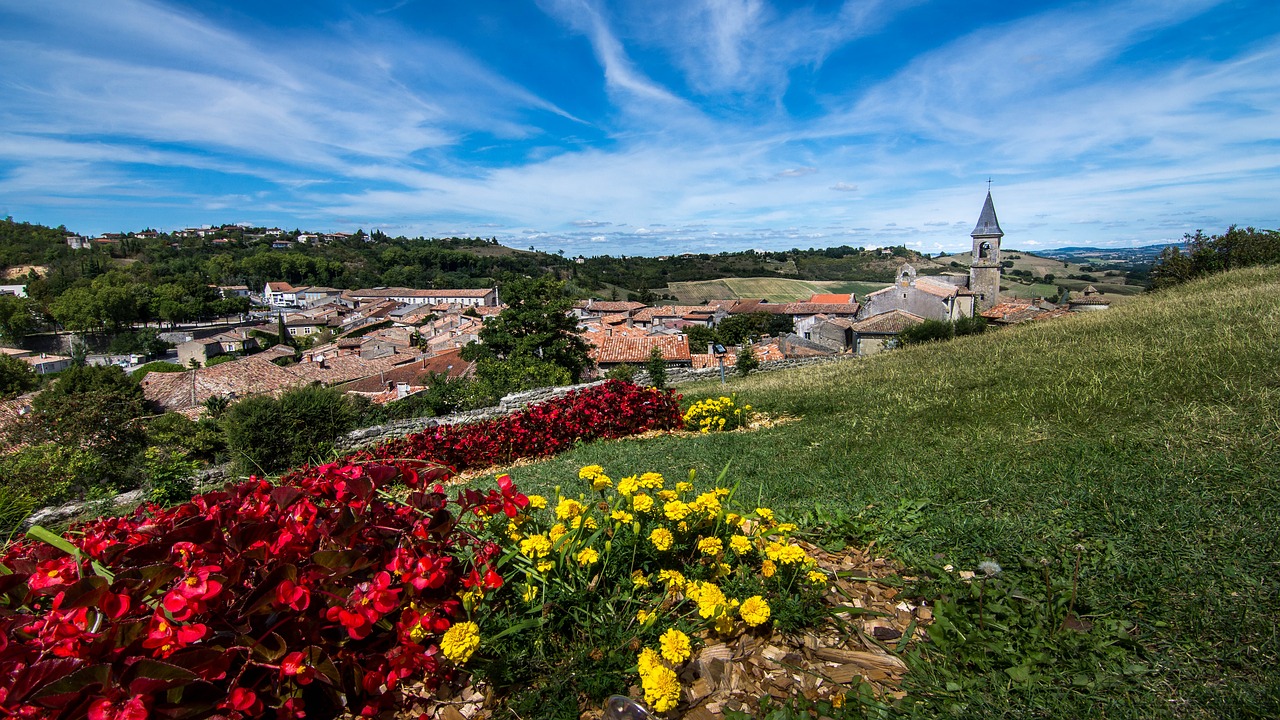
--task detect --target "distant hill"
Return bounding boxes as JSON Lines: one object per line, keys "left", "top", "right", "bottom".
{"left": 1036, "top": 243, "right": 1179, "bottom": 264}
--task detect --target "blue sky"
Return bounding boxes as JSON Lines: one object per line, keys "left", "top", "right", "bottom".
{"left": 1, "top": 0, "right": 1277, "bottom": 256}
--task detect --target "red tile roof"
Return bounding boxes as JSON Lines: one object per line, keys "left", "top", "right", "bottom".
{"left": 586, "top": 333, "right": 691, "bottom": 364}
{"left": 808, "top": 293, "right": 855, "bottom": 304}
{"left": 851, "top": 310, "right": 925, "bottom": 334}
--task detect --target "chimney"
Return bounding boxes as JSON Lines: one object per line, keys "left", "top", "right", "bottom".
{"left": 708, "top": 343, "right": 714, "bottom": 355}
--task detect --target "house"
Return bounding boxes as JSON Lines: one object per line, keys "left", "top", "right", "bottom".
{"left": 584, "top": 329, "right": 692, "bottom": 370}
{"left": 860, "top": 266, "right": 973, "bottom": 323}
{"left": 344, "top": 287, "right": 499, "bottom": 308}
{"left": 572, "top": 299, "right": 646, "bottom": 319}
{"left": 176, "top": 339, "right": 224, "bottom": 367}
{"left": 66, "top": 235, "right": 89, "bottom": 250}
{"left": 264, "top": 282, "right": 298, "bottom": 306}
{"left": 849, "top": 310, "right": 925, "bottom": 355}
{"left": 1067, "top": 286, "right": 1112, "bottom": 312}
{"left": 630, "top": 305, "right": 726, "bottom": 330}
{"left": 208, "top": 329, "right": 259, "bottom": 354}
{"left": 270, "top": 239, "right": 295, "bottom": 250}
{"left": 339, "top": 348, "right": 475, "bottom": 403}
{"left": 218, "top": 285, "right": 251, "bottom": 298}
{"left": 0, "top": 284, "right": 27, "bottom": 298}
{"left": 807, "top": 317, "right": 857, "bottom": 352}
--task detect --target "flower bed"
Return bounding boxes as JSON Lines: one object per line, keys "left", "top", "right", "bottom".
{"left": 351, "top": 380, "right": 683, "bottom": 470}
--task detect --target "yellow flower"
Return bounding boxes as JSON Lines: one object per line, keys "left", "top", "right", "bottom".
{"left": 690, "top": 581, "right": 727, "bottom": 619}
{"left": 632, "top": 494, "right": 654, "bottom": 514}
{"left": 775, "top": 523, "right": 797, "bottom": 533}
{"left": 712, "top": 562, "right": 732, "bottom": 579}
{"left": 714, "top": 487, "right": 730, "bottom": 498}
{"left": 549, "top": 524, "right": 567, "bottom": 543}
{"left": 776, "top": 545, "right": 808, "bottom": 565}
{"left": 649, "top": 527, "right": 674, "bottom": 551}
{"left": 712, "top": 612, "right": 735, "bottom": 635}
{"left": 755, "top": 507, "right": 774, "bottom": 522}
{"left": 576, "top": 547, "right": 600, "bottom": 566}
{"left": 616, "top": 475, "right": 640, "bottom": 495}
{"left": 440, "top": 621, "right": 481, "bottom": 664}
{"left": 631, "top": 569, "right": 650, "bottom": 588}
{"left": 697, "top": 537, "right": 723, "bottom": 556}
{"left": 659, "top": 628, "right": 692, "bottom": 664}
{"left": 832, "top": 692, "right": 845, "bottom": 709}
{"left": 592, "top": 475, "right": 612, "bottom": 491}
{"left": 761, "top": 559, "right": 777, "bottom": 578}
{"left": 506, "top": 523, "right": 523, "bottom": 542}
{"left": 725, "top": 512, "right": 743, "bottom": 527}
{"left": 578, "top": 464, "right": 605, "bottom": 481}
{"left": 611, "top": 509, "right": 634, "bottom": 523}
{"left": 640, "top": 664, "right": 681, "bottom": 713}
{"left": 570, "top": 515, "right": 598, "bottom": 530}
{"left": 807, "top": 570, "right": 827, "bottom": 585}
{"left": 657, "top": 569, "right": 685, "bottom": 590}
{"left": 520, "top": 534, "right": 552, "bottom": 559}
{"left": 675, "top": 481, "right": 694, "bottom": 493}
{"left": 638, "top": 472, "right": 664, "bottom": 489}
{"left": 637, "top": 647, "right": 662, "bottom": 675}
{"left": 636, "top": 609, "right": 651, "bottom": 624}
{"left": 657, "top": 489, "right": 678, "bottom": 502}
{"left": 555, "top": 498, "right": 586, "bottom": 521}
{"left": 521, "top": 583, "right": 539, "bottom": 603}
{"left": 739, "top": 596, "right": 771, "bottom": 627}
{"left": 536, "top": 560, "right": 554, "bottom": 573}
{"left": 663, "top": 500, "right": 691, "bottom": 521}
{"left": 690, "top": 491, "right": 721, "bottom": 518}
{"left": 526, "top": 494, "right": 547, "bottom": 509}
{"left": 729, "top": 535, "right": 752, "bottom": 554}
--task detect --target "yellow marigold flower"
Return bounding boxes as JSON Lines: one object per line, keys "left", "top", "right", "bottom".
{"left": 713, "top": 612, "right": 735, "bottom": 635}
{"left": 611, "top": 509, "right": 634, "bottom": 523}
{"left": 776, "top": 544, "right": 808, "bottom": 565}
{"left": 536, "top": 560, "right": 554, "bottom": 573}
{"left": 740, "top": 595, "right": 771, "bottom": 627}
{"left": 649, "top": 527, "right": 674, "bottom": 551}
{"left": 555, "top": 498, "right": 585, "bottom": 521}
{"left": 409, "top": 623, "right": 428, "bottom": 642}
{"left": 521, "top": 583, "right": 539, "bottom": 603}
{"left": 725, "top": 512, "right": 743, "bottom": 527}
{"left": 576, "top": 547, "right": 600, "bottom": 566}
{"left": 636, "top": 609, "right": 651, "bottom": 624}
{"left": 616, "top": 475, "right": 639, "bottom": 496}
{"left": 697, "top": 537, "right": 723, "bottom": 556}
{"left": 440, "top": 621, "right": 481, "bottom": 664}
{"left": 659, "top": 628, "right": 691, "bottom": 664}
{"left": 690, "top": 491, "right": 721, "bottom": 517}
{"left": 638, "top": 647, "right": 662, "bottom": 675}
{"left": 520, "top": 534, "right": 552, "bottom": 559}
{"left": 729, "top": 535, "right": 752, "bottom": 554}
{"left": 761, "top": 559, "right": 777, "bottom": 578}
{"left": 657, "top": 569, "right": 685, "bottom": 590}
{"left": 832, "top": 692, "right": 845, "bottom": 709}
{"left": 570, "top": 515, "right": 598, "bottom": 530}
{"left": 578, "top": 465, "right": 605, "bottom": 480}
{"left": 631, "top": 569, "right": 650, "bottom": 587}
{"left": 638, "top": 472, "right": 664, "bottom": 489}
{"left": 807, "top": 570, "right": 827, "bottom": 585}
{"left": 692, "top": 582, "right": 727, "bottom": 619}
{"left": 549, "top": 523, "right": 567, "bottom": 543}
{"left": 459, "top": 586, "right": 483, "bottom": 607}
{"left": 640, "top": 664, "right": 681, "bottom": 713}
{"left": 526, "top": 494, "right": 547, "bottom": 509}
{"left": 592, "top": 475, "right": 612, "bottom": 491}
{"left": 775, "top": 523, "right": 797, "bottom": 533}
{"left": 632, "top": 493, "right": 654, "bottom": 513}
{"left": 663, "top": 500, "right": 691, "bottom": 521}
{"left": 714, "top": 487, "right": 730, "bottom": 498}
{"left": 676, "top": 481, "right": 694, "bottom": 493}
{"left": 755, "top": 507, "right": 775, "bottom": 522}
{"left": 713, "top": 562, "right": 732, "bottom": 579}
{"left": 657, "top": 489, "right": 678, "bottom": 502}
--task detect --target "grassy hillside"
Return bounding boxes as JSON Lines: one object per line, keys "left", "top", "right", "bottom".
{"left": 665, "top": 277, "right": 888, "bottom": 303}
{"left": 494, "top": 267, "right": 1280, "bottom": 717}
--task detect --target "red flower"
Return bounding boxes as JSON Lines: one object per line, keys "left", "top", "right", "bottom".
{"left": 219, "top": 687, "right": 263, "bottom": 716}
{"left": 280, "top": 651, "right": 316, "bottom": 685}
{"left": 275, "top": 580, "right": 311, "bottom": 612}
{"left": 27, "top": 558, "right": 76, "bottom": 592}
{"left": 325, "top": 572, "right": 401, "bottom": 639}
{"left": 87, "top": 695, "right": 149, "bottom": 720}
{"left": 141, "top": 612, "right": 207, "bottom": 658}
{"left": 162, "top": 565, "right": 223, "bottom": 621}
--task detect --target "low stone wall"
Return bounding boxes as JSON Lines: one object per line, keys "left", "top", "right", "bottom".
{"left": 631, "top": 353, "right": 858, "bottom": 387}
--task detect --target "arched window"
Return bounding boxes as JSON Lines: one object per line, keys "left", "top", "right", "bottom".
{"left": 979, "top": 242, "right": 991, "bottom": 259}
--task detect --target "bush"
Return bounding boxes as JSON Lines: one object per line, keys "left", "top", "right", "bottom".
{"left": 0, "top": 442, "right": 104, "bottom": 536}
{"left": 735, "top": 346, "right": 760, "bottom": 377}
{"left": 954, "top": 315, "right": 988, "bottom": 337}
{"left": 646, "top": 347, "right": 668, "bottom": 389}
{"left": 22, "top": 364, "right": 150, "bottom": 471}
{"left": 683, "top": 395, "right": 753, "bottom": 433}
{"left": 0, "top": 353, "right": 38, "bottom": 399}
{"left": 604, "top": 363, "right": 638, "bottom": 383}
{"left": 898, "top": 319, "right": 955, "bottom": 345}
{"left": 223, "top": 385, "right": 359, "bottom": 474}
{"left": 147, "top": 412, "right": 226, "bottom": 464}
{"left": 131, "top": 360, "right": 184, "bottom": 381}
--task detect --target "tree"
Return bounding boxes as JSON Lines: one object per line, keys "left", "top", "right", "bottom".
{"left": 646, "top": 346, "right": 668, "bottom": 390}
{"left": 735, "top": 345, "right": 760, "bottom": 377}
{"left": 20, "top": 364, "right": 151, "bottom": 471}
{"left": 898, "top": 319, "right": 954, "bottom": 346}
{"left": 224, "top": 385, "right": 359, "bottom": 473}
{"left": 0, "top": 295, "right": 39, "bottom": 343}
{"left": 462, "top": 276, "right": 592, "bottom": 395}
{"left": 0, "top": 353, "right": 38, "bottom": 398}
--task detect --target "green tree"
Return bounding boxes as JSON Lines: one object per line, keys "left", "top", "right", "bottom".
{"left": 223, "top": 385, "right": 358, "bottom": 473}
{"left": 0, "top": 353, "right": 38, "bottom": 398}
{"left": 0, "top": 295, "right": 39, "bottom": 343}
{"left": 735, "top": 345, "right": 760, "bottom": 377}
{"left": 646, "top": 346, "right": 668, "bottom": 390}
{"left": 898, "top": 319, "right": 955, "bottom": 346}
{"left": 462, "top": 276, "right": 592, "bottom": 395}
{"left": 21, "top": 364, "right": 151, "bottom": 470}
{"left": 685, "top": 325, "right": 716, "bottom": 353}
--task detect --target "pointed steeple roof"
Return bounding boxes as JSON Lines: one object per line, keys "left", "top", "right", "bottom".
{"left": 971, "top": 191, "right": 1004, "bottom": 238}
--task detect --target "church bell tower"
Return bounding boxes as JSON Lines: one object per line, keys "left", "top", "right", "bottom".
{"left": 969, "top": 191, "right": 1003, "bottom": 312}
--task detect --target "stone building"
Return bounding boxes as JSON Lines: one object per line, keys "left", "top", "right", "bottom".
{"left": 968, "top": 190, "right": 1004, "bottom": 312}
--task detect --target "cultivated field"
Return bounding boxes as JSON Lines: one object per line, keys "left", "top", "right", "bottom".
{"left": 664, "top": 277, "right": 888, "bottom": 303}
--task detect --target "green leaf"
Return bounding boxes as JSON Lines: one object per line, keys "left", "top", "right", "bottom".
{"left": 27, "top": 525, "right": 82, "bottom": 560}
{"left": 1004, "top": 664, "right": 1033, "bottom": 682}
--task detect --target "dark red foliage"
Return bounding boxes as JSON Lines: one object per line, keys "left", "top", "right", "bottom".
{"left": 0, "top": 381, "right": 680, "bottom": 719}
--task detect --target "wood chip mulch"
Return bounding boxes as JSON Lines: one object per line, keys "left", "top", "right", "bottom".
{"left": 404, "top": 539, "right": 930, "bottom": 719}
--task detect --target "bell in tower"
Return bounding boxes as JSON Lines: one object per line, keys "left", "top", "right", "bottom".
{"left": 969, "top": 190, "right": 1004, "bottom": 312}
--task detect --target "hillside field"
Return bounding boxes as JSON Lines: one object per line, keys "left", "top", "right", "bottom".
{"left": 664, "top": 276, "right": 889, "bottom": 303}
{"left": 495, "top": 267, "right": 1280, "bottom": 717}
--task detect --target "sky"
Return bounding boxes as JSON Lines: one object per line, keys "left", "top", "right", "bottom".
{"left": 1, "top": 0, "right": 1277, "bottom": 257}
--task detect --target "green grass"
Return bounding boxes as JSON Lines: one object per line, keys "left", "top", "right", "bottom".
{"left": 476, "top": 267, "right": 1280, "bottom": 718}
{"left": 664, "top": 277, "right": 881, "bottom": 302}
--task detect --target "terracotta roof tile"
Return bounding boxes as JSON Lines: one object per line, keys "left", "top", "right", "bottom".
{"left": 585, "top": 332, "right": 691, "bottom": 364}
{"left": 851, "top": 310, "right": 925, "bottom": 334}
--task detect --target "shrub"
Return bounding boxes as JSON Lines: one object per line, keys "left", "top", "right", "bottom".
{"left": 898, "top": 319, "right": 955, "bottom": 345}
{"left": 0, "top": 443, "right": 103, "bottom": 536}
{"left": 130, "top": 360, "right": 185, "bottom": 381}
{"left": 604, "top": 363, "right": 638, "bottom": 383}
{"left": 735, "top": 346, "right": 760, "bottom": 377}
{"left": 0, "top": 353, "right": 38, "bottom": 399}
{"left": 683, "top": 395, "right": 753, "bottom": 433}
{"left": 223, "top": 385, "right": 359, "bottom": 474}
{"left": 21, "top": 364, "right": 150, "bottom": 471}
{"left": 646, "top": 346, "right": 668, "bottom": 389}
{"left": 954, "top": 315, "right": 988, "bottom": 337}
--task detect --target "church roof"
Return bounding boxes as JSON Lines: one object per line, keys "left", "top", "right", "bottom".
{"left": 971, "top": 191, "right": 1004, "bottom": 238}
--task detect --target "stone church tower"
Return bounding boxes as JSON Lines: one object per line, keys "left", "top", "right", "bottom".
{"left": 969, "top": 191, "right": 1004, "bottom": 312}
